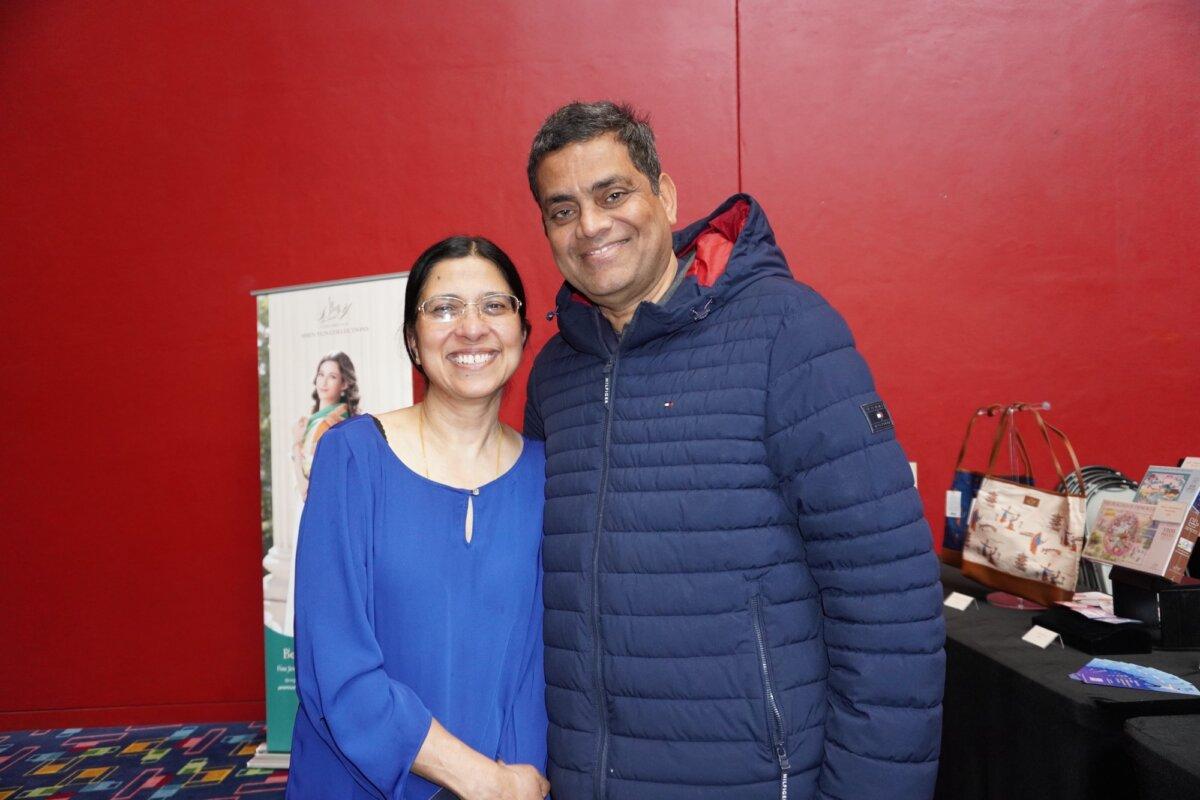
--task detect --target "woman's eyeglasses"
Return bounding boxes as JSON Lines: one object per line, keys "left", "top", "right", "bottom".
{"left": 417, "top": 293, "right": 522, "bottom": 323}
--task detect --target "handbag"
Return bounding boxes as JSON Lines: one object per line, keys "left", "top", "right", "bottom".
{"left": 942, "top": 404, "right": 1035, "bottom": 567}
{"left": 961, "top": 407, "right": 1087, "bottom": 605}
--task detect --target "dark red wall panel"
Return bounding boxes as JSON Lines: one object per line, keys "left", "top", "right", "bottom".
{"left": 0, "top": 1, "right": 737, "bottom": 727}
{"left": 739, "top": 0, "right": 1200, "bottom": 535}
{"left": 2, "top": 0, "right": 1198, "bottom": 729}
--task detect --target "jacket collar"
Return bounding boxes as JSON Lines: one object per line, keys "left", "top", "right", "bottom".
{"left": 553, "top": 193, "right": 790, "bottom": 356}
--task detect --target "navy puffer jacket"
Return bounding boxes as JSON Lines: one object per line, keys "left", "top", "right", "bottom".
{"left": 525, "top": 195, "right": 945, "bottom": 800}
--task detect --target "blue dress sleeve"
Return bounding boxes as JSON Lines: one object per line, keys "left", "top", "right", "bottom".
{"left": 498, "top": 547, "right": 548, "bottom": 771}
{"left": 294, "top": 427, "right": 434, "bottom": 800}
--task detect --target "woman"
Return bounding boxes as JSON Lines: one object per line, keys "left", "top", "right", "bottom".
{"left": 291, "top": 351, "right": 360, "bottom": 502}
{"left": 287, "top": 237, "right": 550, "bottom": 800}
{"left": 277, "top": 351, "right": 360, "bottom": 636}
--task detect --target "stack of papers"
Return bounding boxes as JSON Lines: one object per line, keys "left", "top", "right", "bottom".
{"left": 1069, "top": 658, "right": 1200, "bottom": 695}
{"left": 1056, "top": 592, "right": 1141, "bottom": 625}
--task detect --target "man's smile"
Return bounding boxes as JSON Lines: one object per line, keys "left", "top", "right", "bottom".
{"left": 580, "top": 238, "right": 629, "bottom": 264}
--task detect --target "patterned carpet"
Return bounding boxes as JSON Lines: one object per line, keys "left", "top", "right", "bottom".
{"left": 0, "top": 722, "right": 286, "bottom": 799}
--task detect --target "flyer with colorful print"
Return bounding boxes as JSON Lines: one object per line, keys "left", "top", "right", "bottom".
{"left": 1069, "top": 658, "right": 1200, "bottom": 695}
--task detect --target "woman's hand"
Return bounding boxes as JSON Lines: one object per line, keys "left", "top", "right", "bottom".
{"left": 464, "top": 760, "right": 548, "bottom": 800}
{"left": 291, "top": 416, "right": 311, "bottom": 500}
{"left": 292, "top": 415, "right": 309, "bottom": 445}
{"left": 412, "top": 720, "right": 549, "bottom": 800}
{"left": 494, "top": 761, "right": 550, "bottom": 800}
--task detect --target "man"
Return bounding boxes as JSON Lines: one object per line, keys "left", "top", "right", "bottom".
{"left": 523, "top": 101, "right": 945, "bottom": 800}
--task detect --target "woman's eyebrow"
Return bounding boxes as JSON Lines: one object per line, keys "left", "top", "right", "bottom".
{"left": 424, "top": 292, "right": 509, "bottom": 300}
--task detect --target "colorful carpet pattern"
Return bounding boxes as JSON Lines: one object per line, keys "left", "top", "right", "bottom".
{"left": 0, "top": 723, "right": 286, "bottom": 799}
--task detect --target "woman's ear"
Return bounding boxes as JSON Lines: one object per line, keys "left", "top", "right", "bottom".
{"left": 406, "top": 332, "right": 421, "bottom": 365}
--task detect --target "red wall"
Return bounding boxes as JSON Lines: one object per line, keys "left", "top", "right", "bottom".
{"left": 1, "top": 1, "right": 1196, "bottom": 728}
{"left": 739, "top": 0, "right": 1200, "bottom": 532}
{"left": 0, "top": 0, "right": 738, "bottom": 729}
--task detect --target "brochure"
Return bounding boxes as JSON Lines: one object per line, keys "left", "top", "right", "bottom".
{"left": 1055, "top": 592, "right": 1140, "bottom": 625}
{"left": 1069, "top": 658, "right": 1200, "bottom": 695}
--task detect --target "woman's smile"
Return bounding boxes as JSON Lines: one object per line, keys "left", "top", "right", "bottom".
{"left": 448, "top": 349, "right": 499, "bottom": 368}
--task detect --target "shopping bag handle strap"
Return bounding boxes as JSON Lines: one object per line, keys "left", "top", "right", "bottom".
{"left": 962, "top": 404, "right": 1034, "bottom": 477}
{"left": 985, "top": 404, "right": 1085, "bottom": 497}
{"left": 1028, "top": 408, "right": 1086, "bottom": 497}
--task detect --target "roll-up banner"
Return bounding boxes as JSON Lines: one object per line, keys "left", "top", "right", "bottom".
{"left": 252, "top": 273, "right": 412, "bottom": 766}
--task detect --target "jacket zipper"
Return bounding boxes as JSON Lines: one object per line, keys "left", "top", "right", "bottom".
{"left": 593, "top": 356, "right": 618, "bottom": 799}
{"left": 751, "top": 595, "right": 791, "bottom": 800}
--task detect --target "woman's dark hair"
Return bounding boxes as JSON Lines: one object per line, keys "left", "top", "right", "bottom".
{"left": 403, "top": 235, "right": 531, "bottom": 379}
{"left": 310, "top": 351, "right": 360, "bottom": 416}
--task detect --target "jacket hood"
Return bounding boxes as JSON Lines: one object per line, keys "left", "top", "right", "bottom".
{"left": 552, "top": 194, "right": 791, "bottom": 356}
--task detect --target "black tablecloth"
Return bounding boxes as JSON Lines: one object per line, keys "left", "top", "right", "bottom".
{"left": 935, "top": 564, "right": 1200, "bottom": 800}
{"left": 1124, "top": 715, "right": 1200, "bottom": 800}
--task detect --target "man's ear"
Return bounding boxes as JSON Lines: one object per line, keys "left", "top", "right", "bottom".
{"left": 657, "top": 172, "right": 678, "bottom": 226}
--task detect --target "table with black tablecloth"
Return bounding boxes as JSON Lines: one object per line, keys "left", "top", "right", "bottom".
{"left": 1123, "top": 714, "right": 1200, "bottom": 800}
{"left": 936, "top": 563, "right": 1200, "bottom": 800}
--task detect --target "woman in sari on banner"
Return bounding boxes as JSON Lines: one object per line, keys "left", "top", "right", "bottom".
{"left": 287, "top": 236, "right": 550, "bottom": 800}
{"left": 291, "top": 351, "right": 360, "bottom": 501}
{"left": 280, "top": 351, "right": 360, "bottom": 636}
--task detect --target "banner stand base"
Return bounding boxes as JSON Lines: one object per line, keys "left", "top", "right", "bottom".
{"left": 248, "top": 743, "right": 291, "bottom": 770}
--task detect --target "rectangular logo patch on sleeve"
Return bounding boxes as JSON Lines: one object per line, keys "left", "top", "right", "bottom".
{"left": 861, "top": 400, "right": 894, "bottom": 434}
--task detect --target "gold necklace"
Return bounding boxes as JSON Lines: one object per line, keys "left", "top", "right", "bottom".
{"left": 417, "top": 404, "right": 503, "bottom": 487}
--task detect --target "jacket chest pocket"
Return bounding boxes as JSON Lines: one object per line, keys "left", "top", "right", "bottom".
{"left": 750, "top": 594, "right": 792, "bottom": 799}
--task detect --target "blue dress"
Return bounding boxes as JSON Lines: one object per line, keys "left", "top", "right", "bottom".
{"left": 286, "top": 415, "right": 548, "bottom": 800}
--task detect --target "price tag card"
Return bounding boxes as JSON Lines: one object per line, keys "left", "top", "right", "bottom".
{"left": 945, "top": 490, "right": 962, "bottom": 519}
{"left": 1022, "top": 625, "right": 1062, "bottom": 649}
{"left": 943, "top": 592, "right": 975, "bottom": 611}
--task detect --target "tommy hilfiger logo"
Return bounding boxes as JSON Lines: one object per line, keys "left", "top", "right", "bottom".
{"left": 861, "top": 401, "right": 894, "bottom": 434}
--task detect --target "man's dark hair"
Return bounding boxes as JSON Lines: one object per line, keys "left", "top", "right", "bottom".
{"left": 527, "top": 101, "right": 661, "bottom": 202}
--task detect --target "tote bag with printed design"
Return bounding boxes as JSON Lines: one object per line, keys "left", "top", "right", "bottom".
{"left": 962, "top": 408, "right": 1087, "bottom": 606}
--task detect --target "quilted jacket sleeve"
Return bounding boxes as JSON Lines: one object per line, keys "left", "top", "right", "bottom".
{"left": 764, "top": 299, "right": 945, "bottom": 800}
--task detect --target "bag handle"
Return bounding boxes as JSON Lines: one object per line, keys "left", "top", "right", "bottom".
{"left": 985, "top": 405, "right": 1085, "bottom": 497}
{"left": 1026, "top": 407, "right": 1086, "bottom": 498}
{"left": 955, "top": 404, "right": 1034, "bottom": 477}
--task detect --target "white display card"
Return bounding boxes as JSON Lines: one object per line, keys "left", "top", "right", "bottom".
{"left": 944, "top": 592, "right": 975, "bottom": 611}
{"left": 1022, "top": 625, "right": 1063, "bottom": 649}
